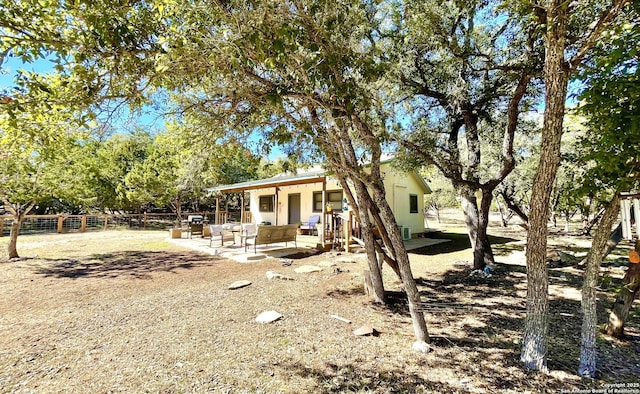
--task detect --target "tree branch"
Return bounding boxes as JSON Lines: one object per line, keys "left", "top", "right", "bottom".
{"left": 568, "top": 0, "right": 631, "bottom": 71}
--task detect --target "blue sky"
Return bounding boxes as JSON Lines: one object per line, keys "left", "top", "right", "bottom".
{"left": 1, "top": 56, "right": 165, "bottom": 131}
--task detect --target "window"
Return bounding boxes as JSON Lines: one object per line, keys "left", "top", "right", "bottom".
{"left": 410, "top": 194, "right": 419, "bottom": 213}
{"left": 313, "top": 190, "right": 343, "bottom": 212}
{"left": 259, "top": 195, "right": 274, "bottom": 212}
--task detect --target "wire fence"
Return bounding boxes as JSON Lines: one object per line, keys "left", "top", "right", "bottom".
{"left": 0, "top": 212, "right": 219, "bottom": 237}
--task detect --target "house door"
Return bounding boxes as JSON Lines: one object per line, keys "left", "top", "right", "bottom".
{"left": 288, "top": 193, "right": 301, "bottom": 224}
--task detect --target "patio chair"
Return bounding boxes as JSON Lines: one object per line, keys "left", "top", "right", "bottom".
{"left": 209, "top": 224, "right": 234, "bottom": 247}
{"left": 241, "top": 223, "right": 258, "bottom": 249}
{"left": 299, "top": 215, "right": 320, "bottom": 236}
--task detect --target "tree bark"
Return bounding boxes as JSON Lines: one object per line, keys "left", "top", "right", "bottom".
{"left": 370, "top": 179, "right": 430, "bottom": 344}
{"left": 2, "top": 199, "right": 36, "bottom": 260}
{"left": 521, "top": 0, "right": 569, "bottom": 371}
{"left": 579, "top": 195, "right": 620, "bottom": 378}
{"left": 352, "top": 179, "right": 386, "bottom": 303}
{"left": 460, "top": 187, "right": 494, "bottom": 270}
{"left": 606, "top": 239, "right": 640, "bottom": 338}
{"left": 8, "top": 217, "right": 22, "bottom": 259}
{"left": 498, "top": 187, "right": 529, "bottom": 228}
{"left": 578, "top": 223, "right": 623, "bottom": 267}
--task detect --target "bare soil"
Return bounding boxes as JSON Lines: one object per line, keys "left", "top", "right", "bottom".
{"left": 1, "top": 225, "right": 639, "bottom": 393}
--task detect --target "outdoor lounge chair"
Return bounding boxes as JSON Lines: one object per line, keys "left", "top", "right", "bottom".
{"left": 240, "top": 223, "right": 258, "bottom": 247}
{"left": 209, "top": 224, "right": 234, "bottom": 247}
{"left": 299, "top": 215, "right": 320, "bottom": 236}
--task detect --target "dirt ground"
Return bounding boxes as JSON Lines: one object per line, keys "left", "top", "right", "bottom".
{"left": 1, "top": 222, "right": 639, "bottom": 393}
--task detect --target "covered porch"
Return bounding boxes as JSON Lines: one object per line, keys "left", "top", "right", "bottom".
{"left": 208, "top": 171, "right": 357, "bottom": 251}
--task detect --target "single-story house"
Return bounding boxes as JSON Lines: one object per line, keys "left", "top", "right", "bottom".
{"left": 208, "top": 159, "right": 431, "bottom": 248}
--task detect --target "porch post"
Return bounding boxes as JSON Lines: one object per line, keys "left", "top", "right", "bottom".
{"left": 274, "top": 187, "right": 279, "bottom": 225}
{"left": 240, "top": 191, "right": 245, "bottom": 223}
{"left": 215, "top": 195, "right": 220, "bottom": 224}
{"left": 321, "top": 178, "right": 326, "bottom": 246}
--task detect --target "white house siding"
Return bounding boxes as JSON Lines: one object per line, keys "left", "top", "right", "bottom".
{"left": 249, "top": 178, "right": 343, "bottom": 226}
{"left": 381, "top": 167, "right": 428, "bottom": 236}
{"left": 248, "top": 163, "right": 428, "bottom": 236}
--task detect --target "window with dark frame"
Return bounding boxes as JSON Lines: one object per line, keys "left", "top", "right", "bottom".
{"left": 410, "top": 194, "right": 419, "bottom": 213}
{"left": 312, "top": 190, "right": 343, "bottom": 212}
{"left": 259, "top": 195, "right": 274, "bottom": 212}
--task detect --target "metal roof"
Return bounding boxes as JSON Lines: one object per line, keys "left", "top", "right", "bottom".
{"left": 208, "top": 171, "right": 327, "bottom": 193}
{"left": 208, "top": 160, "right": 432, "bottom": 194}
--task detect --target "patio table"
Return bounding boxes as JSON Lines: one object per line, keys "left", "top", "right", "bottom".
{"left": 222, "top": 223, "right": 242, "bottom": 244}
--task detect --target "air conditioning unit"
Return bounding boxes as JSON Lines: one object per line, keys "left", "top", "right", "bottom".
{"left": 401, "top": 226, "right": 412, "bottom": 241}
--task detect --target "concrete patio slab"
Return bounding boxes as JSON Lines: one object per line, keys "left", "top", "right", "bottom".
{"left": 168, "top": 233, "right": 449, "bottom": 263}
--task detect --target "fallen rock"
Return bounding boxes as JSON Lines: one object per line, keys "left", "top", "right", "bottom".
{"left": 294, "top": 265, "right": 323, "bottom": 273}
{"left": 412, "top": 340, "right": 432, "bottom": 353}
{"left": 336, "top": 257, "right": 356, "bottom": 264}
{"left": 266, "top": 271, "right": 294, "bottom": 280}
{"left": 279, "top": 258, "right": 293, "bottom": 266}
{"left": 330, "top": 315, "right": 351, "bottom": 324}
{"left": 228, "top": 280, "right": 252, "bottom": 290}
{"left": 255, "top": 310, "right": 283, "bottom": 323}
{"left": 353, "top": 324, "right": 375, "bottom": 336}
{"left": 318, "top": 260, "right": 337, "bottom": 267}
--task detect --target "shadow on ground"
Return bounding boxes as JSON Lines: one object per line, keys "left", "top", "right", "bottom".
{"left": 274, "top": 361, "right": 457, "bottom": 393}
{"left": 412, "top": 232, "right": 519, "bottom": 256}
{"left": 31, "top": 250, "right": 219, "bottom": 279}
{"left": 282, "top": 249, "right": 325, "bottom": 260}
{"left": 369, "top": 260, "right": 640, "bottom": 388}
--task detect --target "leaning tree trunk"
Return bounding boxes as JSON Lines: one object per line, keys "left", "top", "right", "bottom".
{"left": 578, "top": 223, "right": 623, "bottom": 267}
{"left": 606, "top": 239, "right": 640, "bottom": 338}
{"left": 325, "top": 145, "right": 389, "bottom": 303}
{"left": 579, "top": 195, "right": 620, "bottom": 378}
{"left": 370, "top": 180, "right": 430, "bottom": 345}
{"left": 499, "top": 188, "right": 529, "bottom": 228}
{"left": 351, "top": 179, "right": 386, "bottom": 303}
{"left": 521, "top": 0, "right": 569, "bottom": 371}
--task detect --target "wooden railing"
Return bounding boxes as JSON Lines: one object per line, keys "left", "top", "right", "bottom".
{"left": 214, "top": 210, "right": 252, "bottom": 224}
{"left": 321, "top": 211, "right": 361, "bottom": 251}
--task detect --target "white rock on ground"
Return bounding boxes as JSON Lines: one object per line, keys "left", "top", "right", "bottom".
{"left": 228, "top": 280, "right": 252, "bottom": 290}
{"left": 294, "top": 265, "right": 323, "bottom": 273}
{"left": 412, "top": 340, "right": 432, "bottom": 353}
{"left": 255, "top": 310, "right": 283, "bottom": 323}
{"left": 318, "top": 260, "right": 337, "bottom": 267}
{"left": 353, "top": 324, "right": 374, "bottom": 336}
{"left": 266, "top": 271, "right": 294, "bottom": 280}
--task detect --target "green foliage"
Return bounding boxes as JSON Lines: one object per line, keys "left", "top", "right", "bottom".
{"left": 397, "top": 0, "right": 541, "bottom": 190}
{"left": 0, "top": 100, "right": 93, "bottom": 215}
{"left": 573, "top": 3, "right": 640, "bottom": 198}
{"left": 421, "top": 166, "right": 459, "bottom": 212}
{"left": 93, "top": 130, "right": 154, "bottom": 212}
